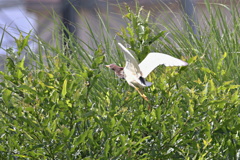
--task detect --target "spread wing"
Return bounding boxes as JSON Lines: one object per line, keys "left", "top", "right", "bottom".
{"left": 139, "top": 52, "right": 188, "bottom": 78}
{"left": 118, "top": 43, "right": 141, "bottom": 76}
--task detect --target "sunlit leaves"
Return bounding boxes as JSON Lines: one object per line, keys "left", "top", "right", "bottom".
{"left": 2, "top": 88, "right": 12, "bottom": 106}
{"left": 118, "top": 4, "right": 166, "bottom": 61}
{"left": 14, "top": 31, "right": 32, "bottom": 56}
{"left": 0, "top": 2, "right": 239, "bottom": 160}
{"left": 61, "top": 79, "right": 67, "bottom": 98}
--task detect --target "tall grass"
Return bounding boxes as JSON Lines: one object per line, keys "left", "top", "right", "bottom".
{"left": 0, "top": 1, "right": 239, "bottom": 159}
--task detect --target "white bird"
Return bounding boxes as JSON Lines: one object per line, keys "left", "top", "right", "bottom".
{"left": 106, "top": 43, "right": 188, "bottom": 101}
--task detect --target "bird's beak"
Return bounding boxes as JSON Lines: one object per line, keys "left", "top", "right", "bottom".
{"left": 105, "top": 65, "right": 110, "bottom": 68}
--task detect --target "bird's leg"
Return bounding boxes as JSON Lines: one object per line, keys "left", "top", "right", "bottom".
{"left": 135, "top": 87, "right": 149, "bottom": 101}
{"left": 135, "top": 87, "right": 151, "bottom": 111}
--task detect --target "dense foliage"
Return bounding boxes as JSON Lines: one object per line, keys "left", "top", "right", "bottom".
{"left": 0, "top": 2, "right": 239, "bottom": 159}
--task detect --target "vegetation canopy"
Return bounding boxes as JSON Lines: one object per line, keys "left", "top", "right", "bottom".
{"left": 0, "top": 2, "right": 239, "bottom": 159}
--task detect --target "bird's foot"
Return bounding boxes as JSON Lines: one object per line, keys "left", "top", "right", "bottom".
{"left": 135, "top": 87, "right": 149, "bottom": 101}
{"left": 135, "top": 87, "right": 151, "bottom": 111}
{"left": 141, "top": 94, "right": 149, "bottom": 101}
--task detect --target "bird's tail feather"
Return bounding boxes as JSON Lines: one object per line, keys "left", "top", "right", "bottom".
{"left": 145, "top": 81, "right": 152, "bottom": 87}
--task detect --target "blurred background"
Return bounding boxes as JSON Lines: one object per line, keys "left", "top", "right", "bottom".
{"left": 0, "top": 0, "right": 236, "bottom": 56}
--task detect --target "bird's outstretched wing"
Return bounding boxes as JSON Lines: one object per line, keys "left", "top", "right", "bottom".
{"left": 118, "top": 43, "right": 141, "bottom": 76}
{"left": 139, "top": 53, "right": 188, "bottom": 78}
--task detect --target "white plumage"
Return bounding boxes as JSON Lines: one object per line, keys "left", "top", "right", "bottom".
{"left": 139, "top": 52, "right": 188, "bottom": 78}
{"left": 118, "top": 43, "right": 188, "bottom": 88}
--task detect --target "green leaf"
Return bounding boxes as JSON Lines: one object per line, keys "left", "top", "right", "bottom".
{"left": 147, "top": 31, "right": 166, "bottom": 45}
{"left": 17, "top": 56, "right": 25, "bottom": 70}
{"left": 16, "top": 68, "right": 23, "bottom": 79}
{"left": 63, "top": 127, "right": 70, "bottom": 137}
{"left": 14, "top": 154, "right": 32, "bottom": 159}
{"left": 2, "top": 88, "right": 12, "bottom": 105}
{"left": 201, "top": 67, "right": 216, "bottom": 75}
{"left": 22, "top": 31, "right": 31, "bottom": 48}
{"left": 104, "top": 139, "right": 110, "bottom": 157}
{"left": 92, "top": 55, "right": 105, "bottom": 69}
{"left": 72, "top": 130, "right": 89, "bottom": 151}
{"left": 6, "top": 57, "right": 15, "bottom": 71}
{"left": 61, "top": 79, "right": 67, "bottom": 98}
{"left": 0, "top": 145, "right": 6, "bottom": 152}
{"left": 15, "top": 31, "right": 31, "bottom": 55}
{"left": 155, "top": 107, "right": 161, "bottom": 121}
{"left": 231, "top": 90, "right": 239, "bottom": 102}
{"left": 18, "top": 85, "right": 37, "bottom": 95}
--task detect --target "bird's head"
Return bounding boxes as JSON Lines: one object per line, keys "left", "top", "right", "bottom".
{"left": 106, "top": 64, "right": 124, "bottom": 79}
{"left": 105, "top": 64, "right": 122, "bottom": 71}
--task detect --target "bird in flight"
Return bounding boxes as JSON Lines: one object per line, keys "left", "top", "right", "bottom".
{"left": 106, "top": 43, "right": 188, "bottom": 101}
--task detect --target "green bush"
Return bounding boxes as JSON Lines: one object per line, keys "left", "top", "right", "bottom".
{"left": 0, "top": 2, "right": 239, "bottom": 159}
